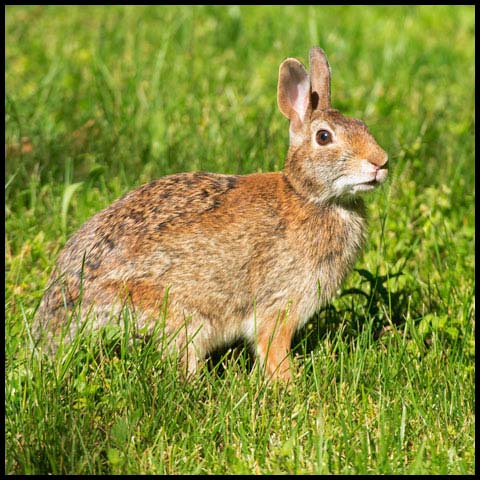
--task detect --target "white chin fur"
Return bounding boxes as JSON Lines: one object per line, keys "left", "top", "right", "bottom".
{"left": 332, "top": 175, "right": 374, "bottom": 196}
{"left": 332, "top": 169, "right": 388, "bottom": 197}
{"left": 351, "top": 183, "right": 376, "bottom": 193}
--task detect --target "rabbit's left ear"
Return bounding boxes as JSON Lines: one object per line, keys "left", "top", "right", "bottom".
{"left": 277, "top": 57, "right": 310, "bottom": 133}
{"left": 309, "top": 46, "right": 331, "bottom": 111}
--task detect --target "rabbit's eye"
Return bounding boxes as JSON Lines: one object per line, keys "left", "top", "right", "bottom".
{"left": 316, "top": 129, "right": 332, "bottom": 146}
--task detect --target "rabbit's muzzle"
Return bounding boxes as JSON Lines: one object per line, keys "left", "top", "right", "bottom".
{"left": 366, "top": 150, "right": 388, "bottom": 185}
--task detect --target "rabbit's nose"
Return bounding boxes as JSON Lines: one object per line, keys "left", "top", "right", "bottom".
{"left": 369, "top": 151, "right": 388, "bottom": 168}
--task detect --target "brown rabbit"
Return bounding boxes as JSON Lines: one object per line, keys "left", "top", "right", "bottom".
{"left": 35, "top": 47, "right": 388, "bottom": 380}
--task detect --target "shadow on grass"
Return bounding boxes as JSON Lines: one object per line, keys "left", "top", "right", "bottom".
{"left": 292, "top": 267, "right": 418, "bottom": 354}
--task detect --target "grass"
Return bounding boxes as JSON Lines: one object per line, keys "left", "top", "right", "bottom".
{"left": 5, "top": 5, "right": 475, "bottom": 475}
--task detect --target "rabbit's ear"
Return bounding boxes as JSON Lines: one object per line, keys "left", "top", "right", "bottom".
{"left": 277, "top": 58, "right": 310, "bottom": 132}
{"left": 309, "top": 46, "right": 331, "bottom": 110}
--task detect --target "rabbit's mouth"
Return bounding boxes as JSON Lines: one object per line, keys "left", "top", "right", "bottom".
{"left": 331, "top": 167, "right": 388, "bottom": 196}
{"left": 354, "top": 168, "right": 388, "bottom": 192}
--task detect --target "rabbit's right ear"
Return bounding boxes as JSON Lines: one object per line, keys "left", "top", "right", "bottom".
{"left": 309, "top": 46, "right": 331, "bottom": 110}
{"left": 277, "top": 58, "right": 310, "bottom": 135}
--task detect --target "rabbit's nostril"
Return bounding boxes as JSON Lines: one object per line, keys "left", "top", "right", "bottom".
{"left": 369, "top": 154, "right": 388, "bottom": 169}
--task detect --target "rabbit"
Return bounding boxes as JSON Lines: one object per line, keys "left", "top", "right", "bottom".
{"left": 34, "top": 47, "right": 388, "bottom": 381}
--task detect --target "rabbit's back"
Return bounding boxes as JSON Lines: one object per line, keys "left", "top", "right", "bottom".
{"left": 35, "top": 172, "right": 238, "bottom": 337}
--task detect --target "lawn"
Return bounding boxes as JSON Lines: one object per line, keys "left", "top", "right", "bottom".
{"left": 5, "top": 5, "right": 475, "bottom": 474}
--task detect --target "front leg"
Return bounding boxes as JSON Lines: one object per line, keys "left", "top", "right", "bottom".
{"left": 255, "top": 310, "right": 297, "bottom": 381}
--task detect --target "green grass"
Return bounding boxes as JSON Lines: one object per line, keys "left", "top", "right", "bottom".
{"left": 5, "top": 5, "right": 475, "bottom": 475}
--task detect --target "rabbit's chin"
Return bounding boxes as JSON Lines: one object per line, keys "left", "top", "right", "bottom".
{"left": 330, "top": 168, "right": 388, "bottom": 197}
{"left": 350, "top": 178, "right": 387, "bottom": 195}
{"left": 351, "top": 181, "right": 379, "bottom": 193}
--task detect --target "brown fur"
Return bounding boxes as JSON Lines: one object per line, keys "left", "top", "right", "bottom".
{"left": 35, "top": 47, "right": 388, "bottom": 380}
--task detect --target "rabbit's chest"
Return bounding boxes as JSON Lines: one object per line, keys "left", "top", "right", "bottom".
{"left": 292, "top": 205, "right": 367, "bottom": 323}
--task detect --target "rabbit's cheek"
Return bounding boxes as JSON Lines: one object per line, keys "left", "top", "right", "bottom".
{"left": 331, "top": 176, "right": 359, "bottom": 196}
{"left": 309, "top": 162, "right": 338, "bottom": 189}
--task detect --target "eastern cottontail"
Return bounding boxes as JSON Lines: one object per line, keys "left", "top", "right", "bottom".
{"left": 35, "top": 47, "right": 388, "bottom": 380}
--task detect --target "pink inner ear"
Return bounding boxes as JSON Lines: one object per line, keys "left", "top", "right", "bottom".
{"left": 290, "top": 77, "right": 310, "bottom": 123}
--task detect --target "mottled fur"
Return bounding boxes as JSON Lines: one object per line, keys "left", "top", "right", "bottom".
{"left": 35, "top": 47, "right": 388, "bottom": 380}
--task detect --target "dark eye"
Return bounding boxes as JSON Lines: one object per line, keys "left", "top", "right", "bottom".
{"left": 316, "top": 129, "right": 332, "bottom": 146}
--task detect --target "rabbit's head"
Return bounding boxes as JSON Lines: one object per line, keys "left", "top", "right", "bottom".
{"left": 278, "top": 47, "right": 388, "bottom": 203}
